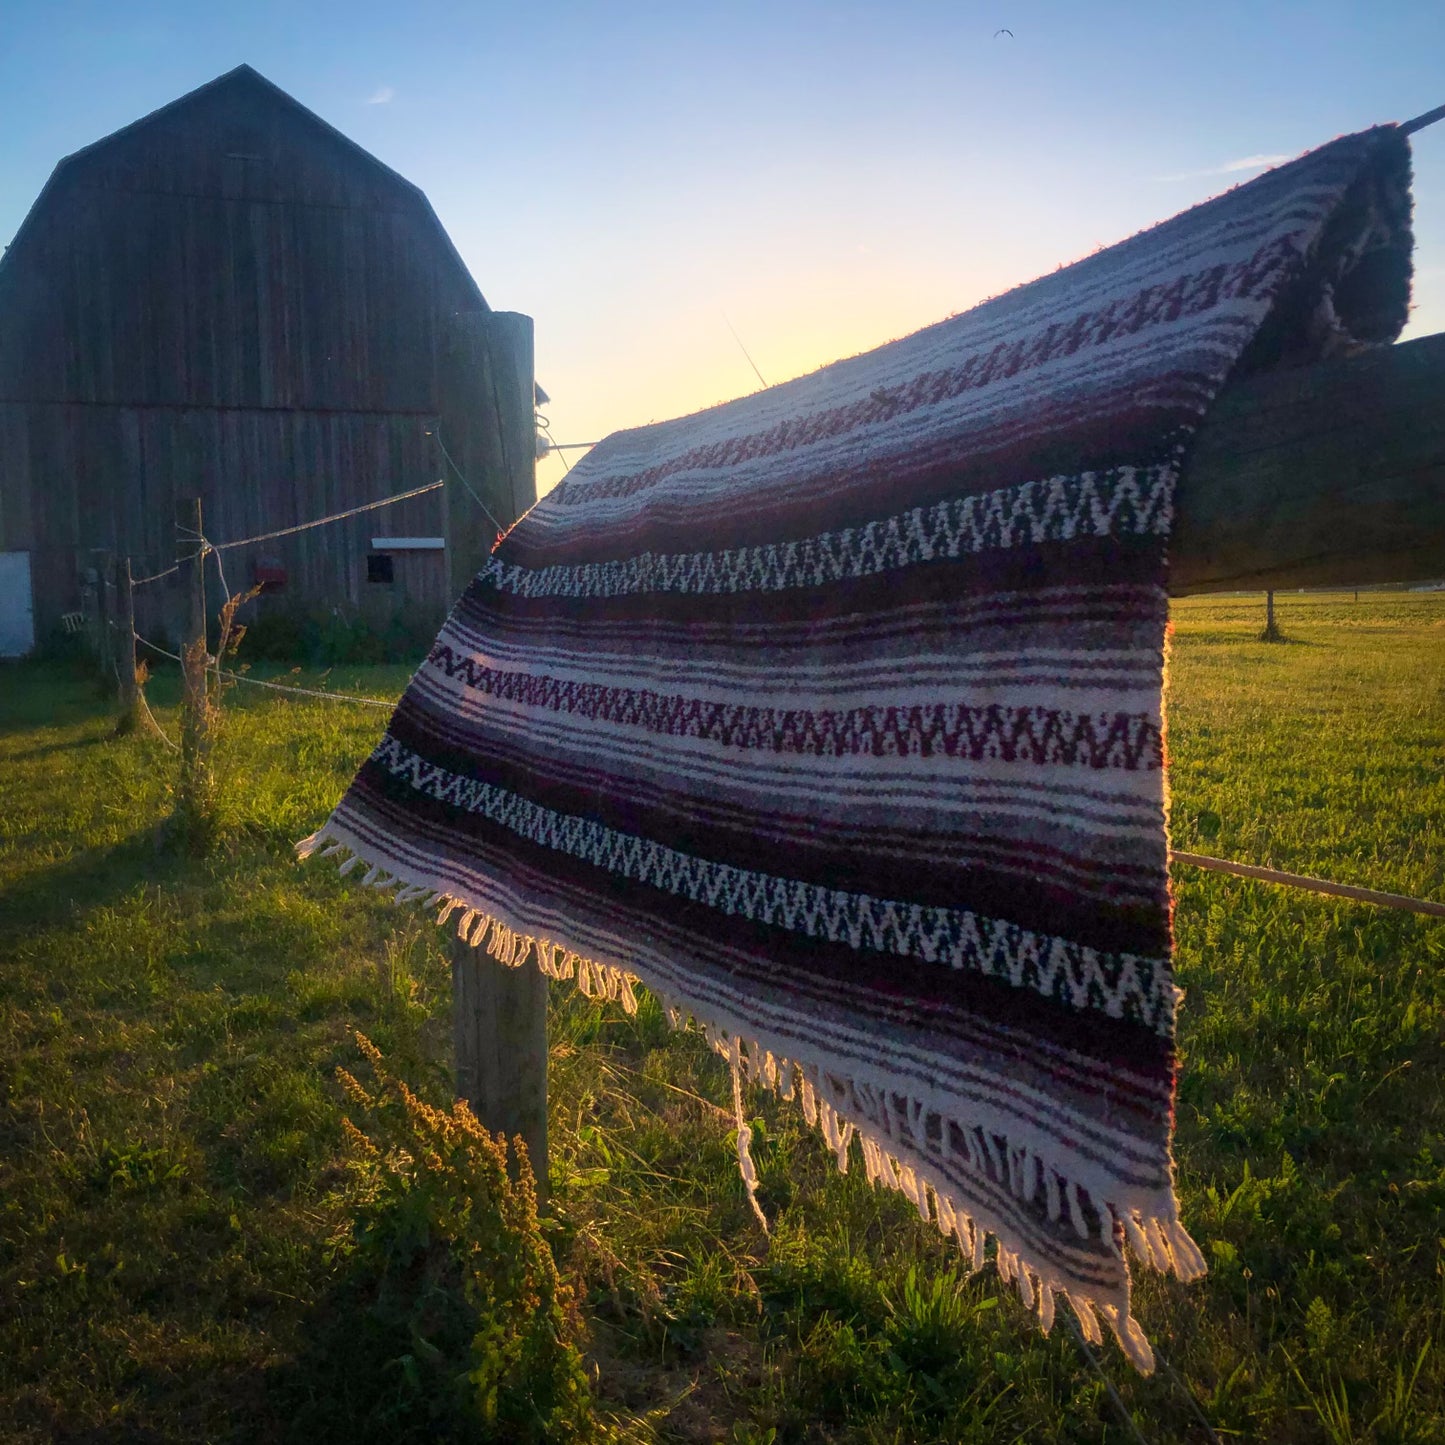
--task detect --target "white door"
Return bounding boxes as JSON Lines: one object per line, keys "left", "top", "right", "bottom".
{"left": 0, "top": 552, "right": 36, "bottom": 657}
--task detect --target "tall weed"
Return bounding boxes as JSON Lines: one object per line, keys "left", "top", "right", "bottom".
{"left": 287, "top": 1033, "right": 593, "bottom": 1443}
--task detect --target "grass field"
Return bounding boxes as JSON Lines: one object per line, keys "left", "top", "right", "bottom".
{"left": 1, "top": 591, "right": 1442, "bottom": 1443}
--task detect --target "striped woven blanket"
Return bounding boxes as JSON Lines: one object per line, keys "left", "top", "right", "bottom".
{"left": 302, "top": 128, "right": 1411, "bottom": 1370}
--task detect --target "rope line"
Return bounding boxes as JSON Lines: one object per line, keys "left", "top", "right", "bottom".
{"left": 130, "top": 481, "right": 445, "bottom": 587}
{"left": 137, "top": 685, "right": 180, "bottom": 751}
{"left": 431, "top": 425, "right": 507, "bottom": 534}
{"left": 1064, "top": 1315, "right": 1152, "bottom": 1445}
{"left": 210, "top": 479, "right": 444, "bottom": 550}
{"left": 134, "top": 634, "right": 395, "bottom": 710}
{"left": 1172, "top": 851, "right": 1445, "bottom": 918}
{"left": 209, "top": 670, "right": 395, "bottom": 709}
{"left": 132, "top": 563, "right": 179, "bottom": 586}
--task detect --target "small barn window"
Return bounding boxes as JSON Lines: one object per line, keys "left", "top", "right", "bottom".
{"left": 366, "top": 553, "right": 395, "bottom": 585}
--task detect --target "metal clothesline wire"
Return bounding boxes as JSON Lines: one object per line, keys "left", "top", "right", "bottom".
{"left": 536, "top": 415, "right": 573, "bottom": 476}
{"left": 1065, "top": 1315, "right": 1152, "bottom": 1445}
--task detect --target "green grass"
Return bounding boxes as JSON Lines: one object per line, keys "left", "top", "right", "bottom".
{"left": 1, "top": 592, "right": 1442, "bottom": 1442}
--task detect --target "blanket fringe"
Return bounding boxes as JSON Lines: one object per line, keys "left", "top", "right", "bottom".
{"left": 298, "top": 827, "right": 1203, "bottom": 1373}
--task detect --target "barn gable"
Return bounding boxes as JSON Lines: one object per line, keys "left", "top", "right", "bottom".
{"left": 0, "top": 65, "right": 529, "bottom": 651}
{"left": 0, "top": 65, "right": 487, "bottom": 413}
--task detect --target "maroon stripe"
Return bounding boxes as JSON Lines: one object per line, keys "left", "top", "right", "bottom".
{"left": 457, "top": 532, "right": 1170, "bottom": 634}
{"left": 385, "top": 701, "right": 1168, "bottom": 956}
{"left": 527, "top": 240, "right": 1293, "bottom": 520}
{"left": 406, "top": 673, "right": 1164, "bottom": 816}
{"left": 351, "top": 759, "right": 1175, "bottom": 1084}
{"left": 504, "top": 389, "right": 1195, "bottom": 569}
{"left": 441, "top": 581, "right": 1163, "bottom": 664}
{"left": 423, "top": 643, "right": 1163, "bottom": 772}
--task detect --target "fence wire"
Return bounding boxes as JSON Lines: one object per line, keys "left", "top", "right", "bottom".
{"left": 134, "top": 633, "right": 396, "bottom": 709}
{"left": 130, "top": 479, "right": 446, "bottom": 588}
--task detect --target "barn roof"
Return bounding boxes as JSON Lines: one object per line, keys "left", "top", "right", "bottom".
{"left": 0, "top": 63, "right": 488, "bottom": 311}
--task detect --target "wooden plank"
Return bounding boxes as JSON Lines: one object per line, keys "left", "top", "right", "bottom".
{"left": 1172, "top": 331, "right": 1445, "bottom": 594}
{"left": 113, "top": 557, "right": 144, "bottom": 735}
{"left": 437, "top": 311, "right": 537, "bottom": 602}
{"left": 451, "top": 941, "right": 550, "bottom": 1205}
{"left": 442, "top": 309, "right": 548, "bottom": 1195}
{"left": 172, "top": 497, "right": 214, "bottom": 850}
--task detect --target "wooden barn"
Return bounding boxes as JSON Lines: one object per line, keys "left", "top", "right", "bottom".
{"left": 0, "top": 63, "right": 534, "bottom": 656}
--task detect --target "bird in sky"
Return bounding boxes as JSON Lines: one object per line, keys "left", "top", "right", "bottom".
{"left": 994, "top": 28, "right": 1014, "bottom": 38}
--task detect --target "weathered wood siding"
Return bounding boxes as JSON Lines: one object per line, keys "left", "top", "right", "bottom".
{"left": 0, "top": 401, "right": 450, "bottom": 636}
{"left": 0, "top": 66, "right": 524, "bottom": 642}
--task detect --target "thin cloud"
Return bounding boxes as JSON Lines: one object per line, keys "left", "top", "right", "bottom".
{"left": 1155, "top": 152, "right": 1293, "bottom": 183}
{"left": 366, "top": 85, "right": 396, "bottom": 105}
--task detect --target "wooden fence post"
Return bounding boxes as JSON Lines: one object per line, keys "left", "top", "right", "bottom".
{"left": 172, "top": 497, "right": 214, "bottom": 849}
{"left": 1261, "top": 588, "right": 1282, "bottom": 642}
{"left": 98, "top": 549, "right": 118, "bottom": 685}
{"left": 113, "top": 557, "right": 139, "bottom": 733}
{"left": 82, "top": 554, "right": 105, "bottom": 668}
{"left": 453, "top": 945, "right": 550, "bottom": 1205}
{"left": 440, "top": 309, "right": 548, "bottom": 1198}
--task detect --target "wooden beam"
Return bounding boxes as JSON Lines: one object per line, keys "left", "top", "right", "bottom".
{"left": 441, "top": 309, "right": 549, "bottom": 1199}
{"left": 172, "top": 497, "right": 215, "bottom": 851}
{"left": 113, "top": 557, "right": 139, "bottom": 733}
{"left": 438, "top": 310, "right": 538, "bottom": 604}
{"left": 1171, "top": 331, "right": 1445, "bottom": 595}
{"left": 452, "top": 946, "right": 549, "bottom": 1207}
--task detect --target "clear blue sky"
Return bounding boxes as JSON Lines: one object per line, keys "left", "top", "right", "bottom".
{"left": 3, "top": 1, "right": 1442, "bottom": 495}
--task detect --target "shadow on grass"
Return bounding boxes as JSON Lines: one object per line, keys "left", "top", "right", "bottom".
{"left": 1, "top": 826, "right": 188, "bottom": 933}
{"left": 1, "top": 733, "right": 111, "bottom": 764}
{"left": 267, "top": 1263, "right": 482, "bottom": 1445}
{"left": 1172, "top": 628, "right": 1324, "bottom": 649}
{"left": 15, "top": 1357, "right": 283, "bottom": 1445}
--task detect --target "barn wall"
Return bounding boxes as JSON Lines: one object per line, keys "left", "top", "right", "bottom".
{"left": 0, "top": 69, "right": 516, "bottom": 646}
{"left": 0, "top": 189, "right": 478, "bottom": 413}
{"left": 0, "top": 79, "right": 485, "bottom": 412}
{"left": 0, "top": 400, "right": 458, "bottom": 644}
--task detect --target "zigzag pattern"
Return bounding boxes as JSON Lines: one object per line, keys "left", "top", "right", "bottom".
{"left": 484, "top": 464, "right": 1172, "bottom": 601}
{"left": 428, "top": 644, "right": 1162, "bottom": 771}
{"left": 307, "top": 128, "right": 1410, "bottom": 1371}
{"left": 554, "top": 235, "right": 1297, "bottom": 509}
{"left": 371, "top": 735, "right": 1172, "bottom": 1031}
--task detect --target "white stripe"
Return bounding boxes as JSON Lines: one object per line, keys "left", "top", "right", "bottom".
{"left": 410, "top": 663, "right": 1166, "bottom": 814}
{"left": 434, "top": 635, "right": 1160, "bottom": 697}
{"left": 534, "top": 305, "right": 1267, "bottom": 534}
{"left": 323, "top": 810, "right": 1178, "bottom": 1193}
{"left": 428, "top": 638, "right": 1162, "bottom": 721}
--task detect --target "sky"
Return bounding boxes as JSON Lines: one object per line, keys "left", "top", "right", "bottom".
{"left": 2, "top": 1, "right": 1442, "bottom": 498}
